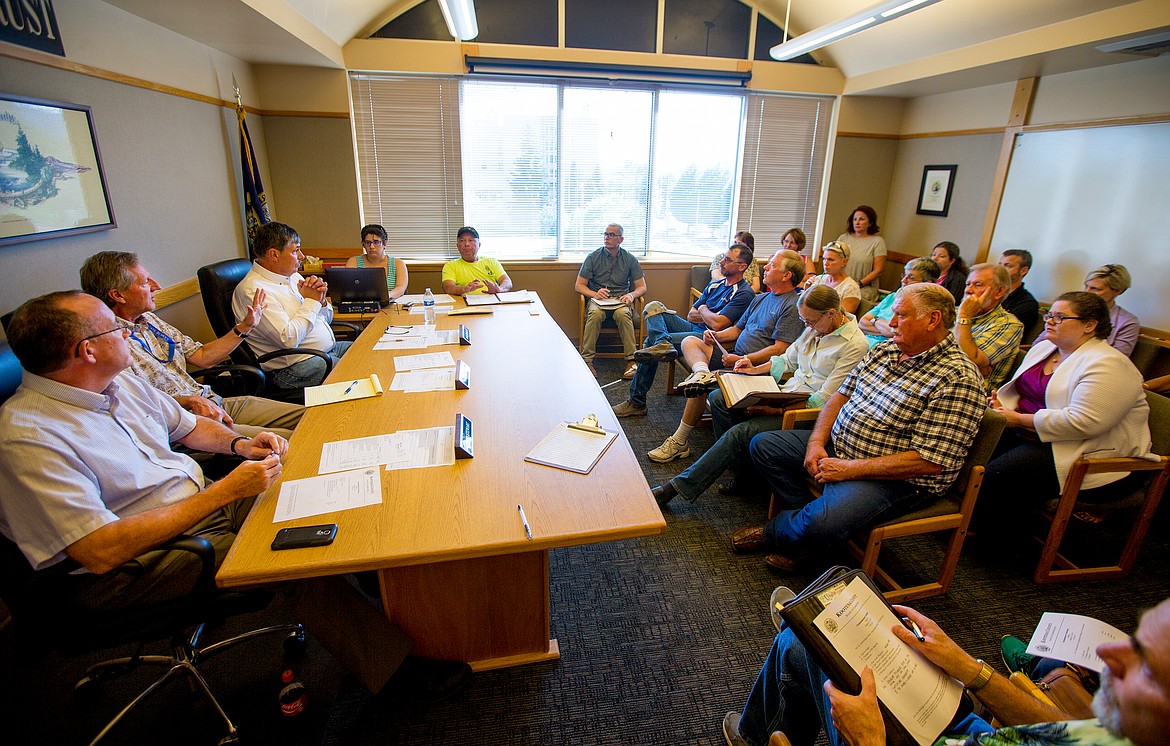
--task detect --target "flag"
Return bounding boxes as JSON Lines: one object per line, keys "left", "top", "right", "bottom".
{"left": 238, "top": 102, "right": 270, "bottom": 252}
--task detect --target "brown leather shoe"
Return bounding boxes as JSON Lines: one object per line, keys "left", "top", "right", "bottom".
{"left": 731, "top": 525, "right": 766, "bottom": 553}
{"left": 764, "top": 552, "right": 807, "bottom": 573}
{"left": 586, "top": 362, "right": 598, "bottom": 376}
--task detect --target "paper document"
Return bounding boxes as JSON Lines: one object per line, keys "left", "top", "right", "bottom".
{"left": 813, "top": 576, "right": 963, "bottom": 746}
{"left": 410, "top": 304, "right": 451, "bottom": 315}
{"left": 318, "top": 433, "right": 406, "bottom": 475}
{"left": 399, "top": 293, "right": 455, "bottom": 305}
{"left": 391, "top": 368, "right": 457, "bottom": 392}
{"left": 426, "top": 330, "right": 459, "bottom": 346}
{"left": 273, "top": 467, "right": 382, "bottom": 522}
{"left": 448, "top": 307, "right": 493, "bottom": 317}
{"left": 1025, "top": 612, "right": 1128, "bottom": 672}
{"left": 592, "top": 297, "right": 625, "bottom": 309}
{"left": 384, "top": 426, "right": 456, "bottom": 471}
{"left": 524, "top": 422, "right": 618, "bottom": 474}
{"left": 464, "top": 290, "right": 533, "bottom": 306}
{"left": 393, "top": 352, "right": 456, "bottom": 371}
{"left": 374, "top": 336, "right": 427, "bottom": 350}
{"left": 303, "top": 375, "right": 383, "bottom": 407}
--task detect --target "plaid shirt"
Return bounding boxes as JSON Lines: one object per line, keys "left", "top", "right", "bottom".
{"left": 832, "top": 335, "right": 985, "bottom": 495}
{"left": 969, "top": 304, "right": 1023, "bottom": 393}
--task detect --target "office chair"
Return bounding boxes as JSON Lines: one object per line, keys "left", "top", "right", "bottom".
{"left": 197, "top": 259, "right": 340, "bottom": 403}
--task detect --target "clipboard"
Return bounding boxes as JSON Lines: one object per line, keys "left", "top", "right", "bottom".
{"left": 524, "top": 415, "right": 618, "bottom": 474}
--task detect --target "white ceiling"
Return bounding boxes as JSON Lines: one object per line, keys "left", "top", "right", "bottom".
{"left": 102, "top": 0, "right": 1170, "bottom": 98}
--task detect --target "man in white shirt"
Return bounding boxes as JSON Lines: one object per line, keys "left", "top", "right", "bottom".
{"left": 232, "top": 222, "right": 351, "bottom": 389}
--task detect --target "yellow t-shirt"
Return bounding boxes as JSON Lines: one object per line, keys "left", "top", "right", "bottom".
{"left": 441, "top": 257, "right": 506, "bottom": 294}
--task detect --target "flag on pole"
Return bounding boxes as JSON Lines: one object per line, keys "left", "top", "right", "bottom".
{"left": 237, "top": 94, "right": 270, "bottom": 252}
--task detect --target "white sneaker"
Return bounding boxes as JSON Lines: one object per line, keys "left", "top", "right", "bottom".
{"left": 648, "top": 435, "right": 690, "bottom": 463}
{"left": 679, "top": 370, "right": 718, "bottom": 398}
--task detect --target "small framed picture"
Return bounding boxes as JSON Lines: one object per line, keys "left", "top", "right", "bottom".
{"left": 916, "top": 164, "right": 957, "bottom": 217}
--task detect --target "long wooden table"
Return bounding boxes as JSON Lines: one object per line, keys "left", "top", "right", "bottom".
{"left": 217, "top": 294, "right": 666, "bottom": 670}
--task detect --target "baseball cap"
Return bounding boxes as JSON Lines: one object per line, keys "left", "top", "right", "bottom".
{"left": 457, "top": 226, "right": 479, "bottom": 240}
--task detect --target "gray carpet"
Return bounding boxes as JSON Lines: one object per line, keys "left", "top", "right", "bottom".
{"left": 2, "top": 356, "right": 1167, "bottom": 745}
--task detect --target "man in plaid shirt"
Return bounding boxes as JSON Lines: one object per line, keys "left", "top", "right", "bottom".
{"left": 731, "top": 283, "right": 986, "bottom": 572}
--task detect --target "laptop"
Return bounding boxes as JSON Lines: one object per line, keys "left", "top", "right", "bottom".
{"left": 325, "top": 267, "right": 390, "bottom": 313}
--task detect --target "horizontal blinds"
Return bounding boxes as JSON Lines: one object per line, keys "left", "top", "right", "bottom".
{"left": 350, "top": 74, "right": 463, "bottom": 259}
{"left": 737, "top": 93, "right": 833, "bottom": 255}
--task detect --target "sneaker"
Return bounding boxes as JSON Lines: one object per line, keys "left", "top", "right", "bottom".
{"left": 612, "top": 400, "right": 647, "bottom": 418}
{"left": 722, "top": 711, "right": 748, "bottom": 746}
{"left": 648, "top": 435, "right": 690, "bottom": 463}
{"left": 1000, "top": 635, "right": 1035, "bottom": 675}
{"left": 770, "top": 585, "right": 796, "bottom": 632}
{"left": 623, "top": 362, "right": 638, "bottom": 379}
{"left": 634, "top": 341, "right": 679, "bottom": 364}
{"left": 680, "top": 370, "right": 719, "bottom": 398}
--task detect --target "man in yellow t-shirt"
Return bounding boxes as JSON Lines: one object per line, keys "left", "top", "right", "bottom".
{"left": 441, "top": 226, "right": 513, "bottom": 296}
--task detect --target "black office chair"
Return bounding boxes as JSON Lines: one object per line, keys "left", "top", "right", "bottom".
{"left": 197, "top": 259, "right": 340, "bottom": 403}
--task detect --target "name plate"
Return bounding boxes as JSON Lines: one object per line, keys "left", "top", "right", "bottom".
{"left": 454, "top": 413, "right": 474, "bottom": 459}
{"left": 455, "top": 360, "right": 471, "bottom": 390}
{"left": 458, "top": 324, "right": 472, "bottom": 345}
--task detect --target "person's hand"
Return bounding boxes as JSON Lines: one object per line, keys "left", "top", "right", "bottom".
{"left": 813, "top": 457, "right": 853, "bottom": 483}
{"left": 620, "top": 294, "right": 633, "bottom": 305}
{"left": 722, "top": 352, "right": 742, "bottom": 368}
{"left": 221, "top": 453, "right": 282, "bottom": 498}
{"left": 702, "top": 329, "right": 717, "bottom": 345}
{"left": 958, "top": 286, "right": 992, "bottom": 323}
{"left": 298, "top": 276, "right": 328, "bottom": 303}
{"left": 177, "top": 395, "right": 234, "bottom": 426}
{"left": 239, "top": 432, "right": 288, "bottom": 459}
{"left": 804, "top": 442, "right": 829, "bottom": 478}
{"left": 988, "top": 395, "right": 1025, "bottom": 428}
{"left": 890, "top": 605, "right": 980, "bottom": 683}
{"left": 595, "top": 287, "right": 611, "bottom": 300}
{"left": 239, "top": 288, "right": 267, "bottom": 331}
{"left": 802, "top": 275, "right": 816, "bottom": 289}
{"left": 464, "top": 279, "right": 485, "bottom": 294}
{"left": 733, "top": 357, "right": 754, "bottom": 372}
{"left": 686, "top": 306, "right": 704, "bottom": 324}
{"left": 824, "top": 668, "right": 886, "bottom": 746}
{"left": 485, "top": 280, "right": 502, "bottom": 294}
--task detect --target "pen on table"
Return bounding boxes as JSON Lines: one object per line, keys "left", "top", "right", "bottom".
{"left": 342, "top": 380, "right": 359, "bottom": 396}
{"left": 517, "top": 503, "right": 533, "bottom": 541}
{"left": 901, "top": 616, "right": 925, "bottom": 642}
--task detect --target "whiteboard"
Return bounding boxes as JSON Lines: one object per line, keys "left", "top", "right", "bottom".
{"left": 991, "top": 122, "right": 1170, "bottom": 330}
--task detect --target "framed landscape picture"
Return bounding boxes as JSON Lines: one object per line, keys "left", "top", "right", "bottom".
{"left": 0, "top": 93, "right": 116, "bottom": 246}
{"left": 916, "top": 164, "right": 956, "bottom": 217}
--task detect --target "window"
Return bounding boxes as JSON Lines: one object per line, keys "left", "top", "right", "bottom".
{"left": 350, "top": 73, "right": 833, "bottom": 261}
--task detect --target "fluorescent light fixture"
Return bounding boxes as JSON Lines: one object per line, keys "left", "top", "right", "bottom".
{"left": 770, "top": 0, "right": 944, "bottom": 61}
{"left": 437, "top": 0, "right": 478, "bottom": 41}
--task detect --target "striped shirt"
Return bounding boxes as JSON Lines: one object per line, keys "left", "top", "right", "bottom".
{"left": 832, "top": 336, "right": 985, "bottom": 495}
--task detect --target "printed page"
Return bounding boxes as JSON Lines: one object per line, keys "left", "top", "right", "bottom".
{"left": 374, "top": 336, "right": 427, "bottom": 350}
{"left": 813, "top": 576, "right": 962, "bottom": 746}
{"left": 273, "top": 467, "right": 383, "bottom": 522}
{"left": 1025, "top": 613, "right": 1128, "bottom": 672}
{"left": 399, "top": 293, "right": 455, "bottom": 305}
{"left": 390, "top": 368, "right": 456, "bottom": 392}
{"left": 384, "top": 426, "right": 456, "bottom": 470}
{"left": 318, "top": 433, "right": 407, "bottom": 474}
{"left": 393, "top": 352, "right": 456, "bottom": 371}
{"left": 426, "top": 330, "right": 459, "bottom": 346}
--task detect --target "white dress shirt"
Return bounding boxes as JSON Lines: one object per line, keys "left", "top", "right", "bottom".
{"left": 232, "top": 262, "right": 336, "bottom": 370}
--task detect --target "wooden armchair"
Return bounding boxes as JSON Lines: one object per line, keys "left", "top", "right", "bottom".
{"left": 1033, "top": 390, "right": 1170, "bottom": 583}
{"left": 577, "top": 295, "right": 645, "bottom": 358}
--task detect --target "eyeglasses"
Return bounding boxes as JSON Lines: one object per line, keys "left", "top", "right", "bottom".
{"left": 1044, "top": 312, "right": 1085, "bottom": 325}
{"left": 362, "top": 239, "right": 384, "bottom": 248}
{"left": 74, "top": 327, "right": 124, "bottom": 357}
{"left": 603, "top": 232, "right": 621, "bottom": 239}
{"left": 799, "top": 310, "right": 830, "bottom": 327}
{"left": 719, "top": 255, "right": 745, "bottom": 266}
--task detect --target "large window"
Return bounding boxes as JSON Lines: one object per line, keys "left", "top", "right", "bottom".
{"left": 350, "top": 73, "right": 833, "bottom": 261}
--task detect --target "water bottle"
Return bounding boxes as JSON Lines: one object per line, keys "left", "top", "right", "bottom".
{"left": 423, "top": 288, "right": 436, "bottom": 324}
{"left": 278, "top": 668, "right": 307, "bottom": 717}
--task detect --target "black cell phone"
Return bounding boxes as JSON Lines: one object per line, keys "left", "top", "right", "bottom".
{"left": 271, "top": 524, "right": 338, "bottom": 551}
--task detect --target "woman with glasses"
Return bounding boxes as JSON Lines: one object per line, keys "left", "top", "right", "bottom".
{"left": 347, "top": 223, "right": 409, "bottom": 301}
{"left": 1031, "top": 264, "right": 1139, "bottom": 357}
{"left": 711, "top": 230, "right": 762, "bottom": 292}
{"left": 800, "top": 241, "right": 861, "bottom": 314}
{"left": 857, "top": 257, "right": 940, "bottom": 347}
{"left": 981, "top": 291, "right": 1152, "bottom": 523}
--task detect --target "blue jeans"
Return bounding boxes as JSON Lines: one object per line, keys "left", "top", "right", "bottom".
{"left": 737, "top": 630, "right": 991, "bottom": 746}
{"left": 627, "top": 312, "right": 699, "bottom": 407}
{"left": 670, "top": 393, "right": 785, "bottom": 502}
{"left": 272, "top": 340, "right": 353, "bottom": 389}
{"left": 748, "top": 429, "right": 929, "bottom": 548}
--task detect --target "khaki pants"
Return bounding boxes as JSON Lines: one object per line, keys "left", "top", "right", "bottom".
{"left": 581, "top": 299, "right": 636, "bottom": 362}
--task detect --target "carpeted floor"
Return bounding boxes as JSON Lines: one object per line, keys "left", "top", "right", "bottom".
{"left": 2, "top": 356, "right": 1167, "bottom": 745}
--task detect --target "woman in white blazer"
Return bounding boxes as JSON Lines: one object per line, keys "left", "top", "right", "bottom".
{"left": 984, "top": 291, "right": 1153, "bottom": 512}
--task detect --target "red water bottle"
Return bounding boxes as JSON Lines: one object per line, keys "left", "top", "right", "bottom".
{"left": 279, "top": 668, "right": 307, "bottom": 717}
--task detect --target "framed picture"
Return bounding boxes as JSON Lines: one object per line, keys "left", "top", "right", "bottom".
{"left": 0, "top": 93, "right": 116, "bottom": 246}
{"left": 916, "top": 164, "right": 957, "bottom": 217}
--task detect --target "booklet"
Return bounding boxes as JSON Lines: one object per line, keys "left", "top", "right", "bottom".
{"left": 464, "top": 290, "right": 533, "bottom": 306}
{"left": 717, "top": 373, "right": 810, "bottom": 410}
{"left": 778, "top": 567, "right": 964, "bottom": 746}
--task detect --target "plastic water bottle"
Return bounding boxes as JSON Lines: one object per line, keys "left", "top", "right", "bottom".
{"left": 423, "top": 288, "right": 436, "bottom": 324}
{"left": 278, "top": 668, "right": 307, "bottom": 717}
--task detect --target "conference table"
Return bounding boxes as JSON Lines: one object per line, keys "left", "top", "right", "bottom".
{"left": 216, "top": 293, "right": 667, "bottom": 671}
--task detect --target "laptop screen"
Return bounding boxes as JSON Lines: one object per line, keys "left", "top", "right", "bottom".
{"left": 325, "top": 267, "right": 390, "bottom": 306}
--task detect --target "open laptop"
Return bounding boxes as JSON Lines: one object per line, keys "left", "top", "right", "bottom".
{"left": 325, "top": 267, "right": 390, "bottom": 313}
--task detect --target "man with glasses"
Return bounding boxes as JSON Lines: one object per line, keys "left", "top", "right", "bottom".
{"left": 611, "top": 242, "right": 755, "bottom": 417}
{"left": 0, "top": 291, "right": 472, "bottom": 705}
{"left": 81, "top": 251, "right": 303, "bottom": 439}
{"left": 953, "top": 263, "right": 1023, "bottom": 393}
{"left": 576, "top": 223, "right": 647, "bottom": 378}
{"left": 442, "top": 226, "right": 513, "bottom": 296}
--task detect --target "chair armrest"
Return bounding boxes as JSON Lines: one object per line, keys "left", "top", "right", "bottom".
{"left": 191, "top": 364, "right": 266, "bottom": 398}
{"left": 165, "top": 534, "right": 218, "bottom": 597}
{"left": 1073, "top": 456, "right": 1168, "bottom": 476}
{"left": 781, "top": 408, "right": 821, "bottom": 430}
{"left": 331, "top": 320, "right": 362, "bottom": 341}
{"left": 690, "top": 287, "right": 701, "bottom": 302}
{"left": 255, "top": 348, "right": 334, "bottom": 379}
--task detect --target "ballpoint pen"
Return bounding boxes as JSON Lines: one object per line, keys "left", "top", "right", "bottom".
{"left": 517, "top": 504, "right": 533, "bottom": 541}
{"left": 342, "top": 380, "right": 359, "bottom": 396}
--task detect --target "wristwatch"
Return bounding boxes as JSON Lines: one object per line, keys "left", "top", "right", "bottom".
{"left": 957, "top": 318, "right": 973, "bottom": 326}
{"left": 966, "top": 659, "right": 994, "bottom": 692}
{"left": 232, "top": 325, "right": 251, "bottom": 338}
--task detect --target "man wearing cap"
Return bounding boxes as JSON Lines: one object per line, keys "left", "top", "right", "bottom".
{"left": 442, "top": 227, "right": 513, "bottom": 296}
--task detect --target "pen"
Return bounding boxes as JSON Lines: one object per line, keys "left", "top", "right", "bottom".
{"left": 901, "top": 616, "right": 926, "bottom": 642}
{"left": 517, "top": 504, "right": 533, "bottom": 541}
{"left": 342, "top": 380, "right": 359, "bottom": 396}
